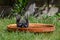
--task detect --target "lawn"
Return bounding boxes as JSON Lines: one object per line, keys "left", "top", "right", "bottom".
{"left": 0, "top": 15, "right": 60, "bottom": 40}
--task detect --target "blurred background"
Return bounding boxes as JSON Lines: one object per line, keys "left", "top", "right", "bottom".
{"left": 0, "top": 0, "right": 60, "bottom": 19}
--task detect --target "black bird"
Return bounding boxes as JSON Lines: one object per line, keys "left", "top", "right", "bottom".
{"left": 16, "top": 14, "right": 29, "bottom": 28}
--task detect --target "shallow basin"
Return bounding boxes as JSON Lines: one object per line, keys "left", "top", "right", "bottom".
{"left": 7, "top": 23, "right": 55, "bottom": 32}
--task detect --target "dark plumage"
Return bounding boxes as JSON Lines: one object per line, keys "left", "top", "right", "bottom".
{"left": 16, "top": 14, "right": 29, "bottom": 28}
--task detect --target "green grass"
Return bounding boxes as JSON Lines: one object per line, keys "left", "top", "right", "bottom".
{"left": 0, "top": 15, "right": 60, "bottom": 40}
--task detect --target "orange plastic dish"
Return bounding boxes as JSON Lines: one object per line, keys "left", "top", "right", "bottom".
{"left": 7, "top": 23, "right": 55, "bottom": 32}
